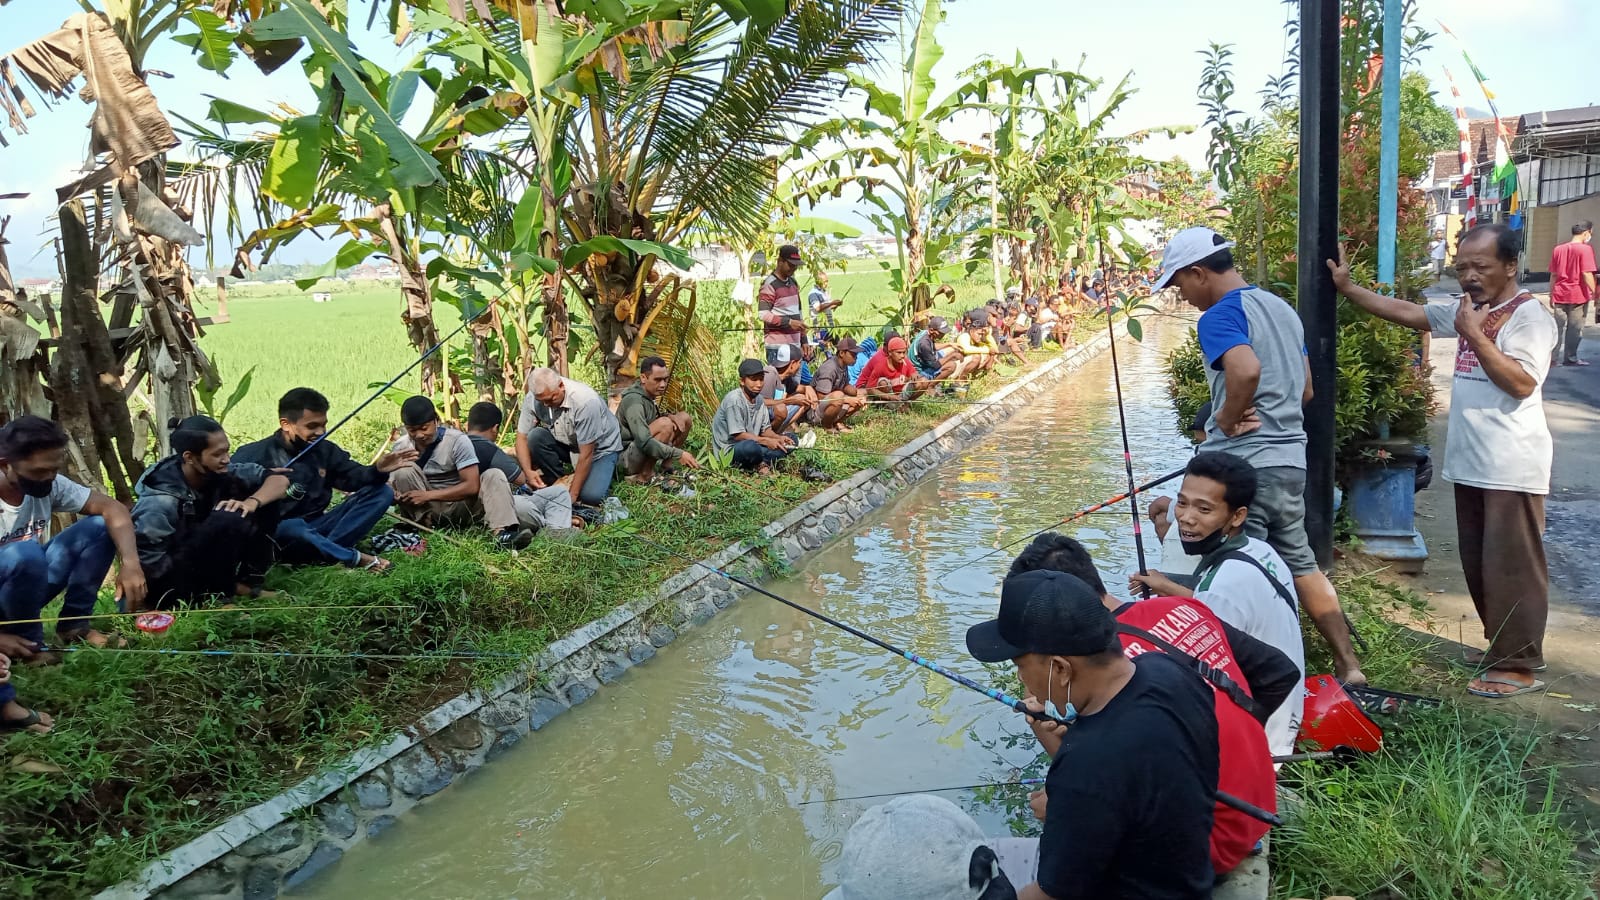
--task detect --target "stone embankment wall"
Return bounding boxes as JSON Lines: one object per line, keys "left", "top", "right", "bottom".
{"left": 99, "top": 327, "right": 1120, "bottom": 900}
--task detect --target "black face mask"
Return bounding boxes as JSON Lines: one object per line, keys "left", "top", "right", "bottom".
{"left": 14, "top": 474, "right": 55, "bottom": 498}
{"left": 1181, "top": 526, "right": 1230, "bottom": 557}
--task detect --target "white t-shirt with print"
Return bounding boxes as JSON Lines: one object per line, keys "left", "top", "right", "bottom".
{"left": 1424, "top": 294, "right": 1558, "bottom": 494}
{"left": 1192, "top": 535, "right": 1305, "bottom": 757}
{"left": 0, "top": 475, "right": 92, "bottom": 548}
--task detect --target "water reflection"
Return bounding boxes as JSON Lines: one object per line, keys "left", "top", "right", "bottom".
{"left": 300, "top": 321, "right": 1193, "bottom": 900}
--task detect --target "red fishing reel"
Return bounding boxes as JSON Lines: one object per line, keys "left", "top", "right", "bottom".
{"left": 1297, "top": 675, "right": 1440, "bottom": 755}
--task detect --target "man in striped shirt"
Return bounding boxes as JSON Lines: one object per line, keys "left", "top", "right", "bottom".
{"left": 759, "top": 244, "right": 808, "bottom": 365}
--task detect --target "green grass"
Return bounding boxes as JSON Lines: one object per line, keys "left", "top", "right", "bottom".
{"left": 0, "top": 314, "right": 1073, "bottom": 898}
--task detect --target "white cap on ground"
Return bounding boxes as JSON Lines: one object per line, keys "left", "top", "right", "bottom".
{"left": 823, "top": 794, "right": 1001, "bottom": 900}
{"left": 1152, "top": 226, "right": 1236, "bottom": 291}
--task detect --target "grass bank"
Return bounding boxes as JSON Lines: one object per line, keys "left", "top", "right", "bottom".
{"left": 0, "top": 333, "right": 1067, "bottom": 898}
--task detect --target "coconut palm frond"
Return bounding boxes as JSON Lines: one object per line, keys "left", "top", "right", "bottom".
{"left": 630, "top": 274, "right": 718, "bottom": 420}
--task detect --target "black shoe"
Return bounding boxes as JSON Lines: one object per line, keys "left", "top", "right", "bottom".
{"left": 496, "top": 527, "right": 532, "bottom": 551}
{"left": 800, "top": 467, "right": 832, "bottom": 483}
{"left": 572, "top": 504, "right": 604, "bottom": 527}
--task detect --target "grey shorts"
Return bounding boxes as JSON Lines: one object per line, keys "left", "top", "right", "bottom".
{"left": 1244, "top": 465, "right": 1319, "bottom": 576}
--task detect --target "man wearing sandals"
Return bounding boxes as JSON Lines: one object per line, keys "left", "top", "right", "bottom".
{"left": 0, "top": 417, "right": 146, "bottom": 732}
{"left": 618, "top": 356, "right": 700, "bottom": 486}
{"left": 1328, "top": 225, "right": 1558, "bottom": 698}
{"left": 235, "top": 388, "right": 411, "bottom": 573}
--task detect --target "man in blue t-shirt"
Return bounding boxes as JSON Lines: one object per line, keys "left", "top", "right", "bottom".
{"left": 1152, "top": 226, "right": 1365, "bottom": 686}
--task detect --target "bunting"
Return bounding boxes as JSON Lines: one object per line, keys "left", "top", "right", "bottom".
{"left": 1438, "top": 21, "right": 1519, "bottom": 215}
{"left": 1443, "top": 67, "right": 1476, "bottom": 230}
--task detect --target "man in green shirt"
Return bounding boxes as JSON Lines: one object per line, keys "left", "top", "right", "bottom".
{"left": 618, "top": 355, "right": 700, "bottom": 484}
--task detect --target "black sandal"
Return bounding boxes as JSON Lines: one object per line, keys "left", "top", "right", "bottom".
{"left": 0, "top": 706, "right": 50, "bottom": 734}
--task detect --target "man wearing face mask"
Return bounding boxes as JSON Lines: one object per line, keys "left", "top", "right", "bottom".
{"left": 234, "top": 388, "right": 412, "bottom": 572}
{"left": 1129, "top": 452, "right": 1305, "bottom": 757}
{"left": 0, "top": 416, "right": 146, "bottom": 726}
{"left": 966, "top": 569, "right": 1219, "bottom": 899}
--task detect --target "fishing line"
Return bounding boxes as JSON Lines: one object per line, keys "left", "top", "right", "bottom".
{"left": 937, "top": 467, "right": 1184, "bottom": 578}
{"left": 0, "top": 603, "right": 415, "bottom": 629}
{"left": 625, "top": 533, "right": 1073, "bottom": 729}
{"left": 286, "top": 279, "right": 521, "bottom": 468}
{"left": 39, "top": 646, "right": 522, "bottom": 661}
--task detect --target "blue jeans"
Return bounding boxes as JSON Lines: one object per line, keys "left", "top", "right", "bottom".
{"left": 0, "top": 516, "right": 117, "bottom": 646}
{"left": 577, "top": 451, "right": 619, "bottom": 506}
{"left": 731, "top": 438, "right": 792, "bottom": 471}
{"left": 276, "top": 483, "right": 395, "bottom": 566}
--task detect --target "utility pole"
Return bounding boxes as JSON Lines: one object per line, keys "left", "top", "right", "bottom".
{"left": 1376, "top": 0, "right": 1402, "bottom": 285}
{"left": 1298, "top": 0, "right": 1341, "bottom": 567}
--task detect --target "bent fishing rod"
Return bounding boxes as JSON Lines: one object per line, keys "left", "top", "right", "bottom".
{"left": 937, "top": 467, "right": 1185, "bottom": 578}
{"left": 1099, "top": 245, "right": 1151, "bottom": 596}
{"left": 285, "top": 278, "right": 520, "bottom": 468}
{"left": 626, "top": 534, "right": 1072, "bottom": 730}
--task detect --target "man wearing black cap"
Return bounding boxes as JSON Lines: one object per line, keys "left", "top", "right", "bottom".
{"left": 759, "top": 244, "right": 808, "bottom": 365}
{"left": 712, "top": 359, "right": 796, "bottom": 475}
{"left": 914, "top": 317, "right": 959, "bottom": 384}
{"left": 967, "top": 570, "right": 1219, "bottom": 899}
{"left": 810, "top": 336, "right": 867, "bottom": 432}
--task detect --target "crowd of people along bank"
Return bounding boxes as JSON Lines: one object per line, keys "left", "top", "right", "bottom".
{"left": 0, "top": 244, "right": 1117, "bottom": 735}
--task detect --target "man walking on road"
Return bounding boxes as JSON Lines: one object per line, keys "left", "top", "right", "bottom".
{"left": 1154, "top": 226, "right": 1366, "bottom": 686}
{"left": 1328, "top": 225, "right": 1558, "bottom": 697}
{"left": 1549, "top": 221, "right": 1596, "bottom": 366}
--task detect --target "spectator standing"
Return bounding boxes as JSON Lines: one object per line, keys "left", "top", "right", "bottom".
{"left": 1549, "top": 220, "right": 1596, "bottom": 366}
{"left": 807, "top": 269, "right": 842, "bottom": 345}
{"left": 759, "top": 244, "right": 808, "bottom": 365}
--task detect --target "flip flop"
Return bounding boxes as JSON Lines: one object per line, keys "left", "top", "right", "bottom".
{"left": 358, "top": 555, "right": 394, "bottom": 574}
{"left": 1461, "top": 649, "right": 1546, "bottom": 672}
{"left": 1466, "top": 674, "right": 1546, "bottom": 698}
{"left": 0, "top": 706, "right": 51, "bottom": 734}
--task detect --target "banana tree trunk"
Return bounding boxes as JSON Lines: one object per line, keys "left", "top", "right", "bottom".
{"left": 377, "top": 202, "right": 441, "bottom": 396}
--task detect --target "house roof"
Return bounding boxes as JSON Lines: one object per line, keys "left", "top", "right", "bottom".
{"left": 1467, "top": 117, "right": 1520, "bottom": 170}
{"left": 1431, "top": 150, "right": 1461, "bottom": 180}
{"left": 1520, "top": 105, "right": 1600, "bottom": 131}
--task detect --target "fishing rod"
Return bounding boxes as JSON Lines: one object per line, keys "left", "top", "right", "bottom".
{"left": 0, "top": 603, "right": 414, "bottom": 629}
{"left": 41, "top": 646, "right": 522, "bottom": 661}
{"left": 937, "top": 467, "right": 1185, "bottom": 578}
{"left": 286, "top": 280, "right": 519, "bottom": 468}
{"left": 627, "top": 533, "right": 1072, "bottom": 730}
{"left": 1098, "top": 245, "right": 1150, "bottom": 596}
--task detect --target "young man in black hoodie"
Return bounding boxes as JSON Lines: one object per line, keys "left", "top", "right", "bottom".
{"left": 132, "top": 416, "right": 291, "bottom": 607}
{"left": 234, "top": 388, "right": 412, "bottom": 573}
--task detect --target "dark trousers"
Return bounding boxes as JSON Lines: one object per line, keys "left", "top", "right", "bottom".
{"left": 147, "top": 511, "right": 276, "bottom": 609}
{"left": 275, "top": 483, "right": 394, "bottom": 566}
{"left": 1455, "top": 484, "right": 1548, "bottom": 672}
{"left": 524, "top": 427, "right": 616, "bottom": 505}
{"left": 731, "top": 438, "right": 792, "bottom": 471}
{"left": 1551, "top": 302, "right": 1588, "bottom": 363}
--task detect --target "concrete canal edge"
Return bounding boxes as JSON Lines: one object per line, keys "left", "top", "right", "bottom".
{"left": 100, "top": 327, "right": 1126, "bottom": 900}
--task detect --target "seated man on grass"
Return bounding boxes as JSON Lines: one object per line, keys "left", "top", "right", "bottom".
{"left": 0, "top": 632, "right": 51, "bottom": 734}
{"left": 391, "top": 397, "right": 528, "bottom": 550}
{"left": 466, "top": 402, "right": 581, "bottom": 532}
{"left": 234, "top": 387, "right": 407, "bottom": 573}
{"left": 712, "top": 359, "right": 796, "bottom": 476}
{"left": 953, "top": 316, "right": 1000, "bottom": 384}
{"left": 133, "top": 415, "right": 291, "bottom": 606}
{"left": 1008, "top": 532, "right": 1285, "bottom": 879}
{"left": 809, "top": 336, "right": 867, "bottom": 433}
{"left": 1, "top": 416, "right": 145, "bottom": 660}
{"left": 855, "top": 335, "right": 930, "bottom": 404}
{"left": 966, "top": 569, "right": 1220, "bottom": 898}
{"left": 515, "top": 367, "right": 622, "bottom": 509}
{"left": 761, "top": 344, "right": 815, "bottom": 434}
{"left": 912, "top": 317, "right": 960, "bottom": 388}
{"left": 1128, "top": 450, "right": 1306, "bottom": 757}
{"left": 617, "top": 355, "right": 700, "bottom": 486}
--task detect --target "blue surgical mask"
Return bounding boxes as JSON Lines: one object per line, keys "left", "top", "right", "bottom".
{"left": 1045, "top": 660, "right": 1079, "bottom": 724}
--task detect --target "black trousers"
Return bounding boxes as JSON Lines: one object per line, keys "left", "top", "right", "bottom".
{"left": 524, "top": 427, "right": 574, "bottom": 486}
{"left": 147, "top": 510, "right": 277, "bottom": 609}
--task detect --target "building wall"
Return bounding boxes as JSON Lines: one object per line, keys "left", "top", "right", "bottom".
{"left": 1525, "top": 195, "right": 1600, "bottom": 274}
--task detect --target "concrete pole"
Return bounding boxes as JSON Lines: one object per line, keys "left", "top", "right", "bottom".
{"left": 1377, "top": 0, "right": 1402, "bottom": 285}
{"left": 1298, "top": 0, "right": 1341, "bottom": 567}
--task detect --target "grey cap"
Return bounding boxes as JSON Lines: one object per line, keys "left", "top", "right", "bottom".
{"left": 823, "top": 795, "right": 1003, "bottom": 900}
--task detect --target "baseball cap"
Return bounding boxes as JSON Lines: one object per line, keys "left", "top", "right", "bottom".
{"left": 737, "top": 358, "right": 765, "bottom": 378}
{"left": 773, "top": 344, "right": 794, "bottom": 366}
{"left": 965, "top": 569, "right": 1116, "bottom": 663}
{"left": 1005, "top": 285, "right": 1021, "bottom": 297}
{"left": 1153, "top": 226, "right": 1236, "bottom": 291}
{"left": 824, "top": 795, "right": 1009, "bottom": 900}
{"left": 777, "top": 244, "right": 805, "bottom": 265}
{"left": 928, "top": 316, "right": 948, "bottom": 333}
{"left": 885, "top": 336, "right": 908, "bottom": 352}
{"left": 836, "top": 335, "right": 861, "bottom": 354}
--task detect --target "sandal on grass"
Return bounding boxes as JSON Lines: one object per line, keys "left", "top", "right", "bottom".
{"left": 0, "top": 706, "right": 52, "bottom": 734}
{"left": 356, "top": 554, "right": 394, "bottom": 574}
{"left": 1466, "top": 674, "right": 1546, "bottom": 698}
{"left": 1461, "top": 648, "right": 1546, "bottom": 672}
{"left": 56, "top": 629, "right": 128, "bottom": 650}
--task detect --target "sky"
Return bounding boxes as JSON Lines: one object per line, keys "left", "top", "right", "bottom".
{"left": 2, "top": 0, "right": 1597, "bottom": 279}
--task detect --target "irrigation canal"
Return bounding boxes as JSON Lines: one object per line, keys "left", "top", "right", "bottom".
{"left": 300, "top": 317, "right": 1195, "bottom": 898}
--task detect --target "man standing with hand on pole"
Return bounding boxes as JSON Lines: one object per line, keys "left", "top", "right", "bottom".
{"left": 1154, "top": 226, "right": 1367, "bottom": 686}
{"left": 1328, "top": 225, "right": 1557, "bottom": 698}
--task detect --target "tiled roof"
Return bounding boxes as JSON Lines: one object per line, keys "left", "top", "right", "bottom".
{"left": 1431, "top": 150, "right": 1461, "bottom": 180}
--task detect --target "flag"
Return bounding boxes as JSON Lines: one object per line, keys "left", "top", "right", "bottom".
{"left": 1438, "top": 20, "right": 1517, "bottom": 217}
{"left": 1443, "top": 67, "right": 1476, "bottom": 230}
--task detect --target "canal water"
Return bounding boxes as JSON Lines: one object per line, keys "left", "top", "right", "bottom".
{"left": 302, "top": 319, "right": 1194, "bottom": 899}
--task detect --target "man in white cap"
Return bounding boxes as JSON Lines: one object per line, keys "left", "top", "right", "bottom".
{"left": 760, "top": 343, "right": 815, "bottom": 433}
{"left": 825, "top": 794, "right": 1018, "bottom": 900}
{"left": 1152, "top": 226, "right": 1365, "bottom": 686}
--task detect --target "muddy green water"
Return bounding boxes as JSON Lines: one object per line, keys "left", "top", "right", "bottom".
{"left": 301, "top": 320, "right": 1193, "bottom": 899}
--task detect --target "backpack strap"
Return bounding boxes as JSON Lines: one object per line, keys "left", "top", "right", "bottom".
{"left": 1116, "top": 622, "right": 1261, "bottom": 720}
{"left": 1216, "top": 550, "right": 1298, "bottom": 614}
